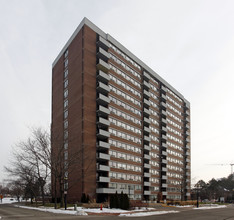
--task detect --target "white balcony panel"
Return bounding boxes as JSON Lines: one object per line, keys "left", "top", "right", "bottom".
{"left": 96, "top": 188, "right": 134, "bottom": 194}
{"left": 143, "top": 71, "right": 150, "bottom": 80}
{"left": 98, "top": 117, "right": 110, "bottom": 127}
{"left": 97, "top": 82, "right": 110, "bottom": 94}
{"left": 97, "top": 70, "right": 110, "bottom": 83}
{"left": 97, "top": 59, "right": 110, "bottom": 73}
{"left": 144, "top": 172, "right": 151, "bottom": 178}
{"left": 98, "top": 141, "right": 110, "bottom": 149}
{"left": 144, "top": 191, "right": 151, "bottom": 195}
{"left": 144, "top": 145, "right": 151, "bottom": 151}
{"left": 98, "top": 165, "right": 110, "bottom": 172}
{"left": 97, "top": 105, "right": 110, "bottom": 116}
{"left": 97, "top": 152, "right": 110, "bottom": 161}
{"left": 98, "top": 176, "right": 110, "bottom": 183}
{"left": 144, "top": 154, "right": 151, "bottom": 160}
{"left": 144, "top": 181, "right": 151, "bottom": 186}
{"left": 144, "top": 163, "right": 151, "bottom": 169}
{"left": 143, "top": 81, "right": 150, "bottom": 88}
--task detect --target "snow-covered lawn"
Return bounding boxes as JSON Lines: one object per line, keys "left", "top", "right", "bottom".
{"left": 193, "top": 205, "right": 227, "bottom": 210}
{"left": 119, "top": 210, "right": 179, "bottom": 217}
{"left": 16, "top": 205, "right": 179, "bottom": 216}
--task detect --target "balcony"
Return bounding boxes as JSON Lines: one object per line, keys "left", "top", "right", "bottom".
{"left": 161, "top": 110, "right": 167, "bottom": 116}
{"left": 143, "top": 80, "right": 150, "bottom": 89}
{"left": 161, "top": 94, "right": 167, "bottom": 101}
{"left": 144, "top": 154, "right": 151, "bottom": 160}
{"left": 144, "top": 172, "right": 151, "bottom": 178}
{"left": 143, "top": 108, "right": 150, "bottom": 116}
{"left": 144, "top": 191, "right": 151, "bottom": 195}
{"left": 143, "top": 71, "right": 150, "bottom": 80}
{"left": 96, "top": 188, "right": 134, "bottom": 194}
{"left": 160, "top": 102, "right": 167, "bottom": 109}
{"left": 161, "top": 86, "right": 167, "bottom": 93}
{"left": 144, "top": 117, "right": 150, "bottom": 125}
{"left": 162, "top": 175, "right": 167, "bottom": 180}
{"left": 144, "top": 135, "right": 150, "bottom": 142}
{"left": 97, "top": 93, "right": 110, "bottom": 106}
{"left": 96, "top": 59, "right": 109, "bottom": 73}
{"left": 162, "top": 159, "right": 167, "bottom": 164}
{"left": 186, "top": 165, "right": 190, "bottom": 169}
{"left": 144, "top": 145, "right": 151, "bottom": 151}
{"left": 161, "top": 135, "right": 167, "bottom": 141}
{"left": 97, "top": 117, "right": 110, "bottom": 128}
{"left": 144, "top": 181, "right": 151, "bottom": 186}
{"left": 186, "top": 151, "right": 190, "bottom": 156}
{"left": 162, "top": 167, "right": 167, "bottom": 172}
{"left": 97, "top": 47, "right": 110, "bottom": 61}
{"left": 97, "top": 141, "right": 110, "bottom": 149}
{"left": 97, "top": 105, "right": 110, "bottom": 116}
{"left": 186, "top": 192, "right": 191, "bottom": 196}
{"left": 162, "top": 183, "right": 168, "bottom": 188}
{"left": 97, "top": 129, "right": 110, "bottom": 139}
{"left": 162, "top": 191, "right": 167, "bottom": 196}
{"left": 144, "top": 126, "right": 150, "bottom": 134}
{"left": 144, "top": 163, "right": 151, "bottom": 169}
{"left": 186, "top": 124, "right": 190, "bottom": 129}
{"left": 98, "top": 176, "right": 110, "bottom": 183}
{"left": 186, "top": 110, "right": 190, "bottom": 116}
{"left": 143, "top": 90, "right": 150, "bottom": 98}
{"left": 161, "top": 118, "right": 167, "bottom": 125}
{"left": 186, "top": 158, "right": 190, "bottom": 163}
{"left": 162, "top": 151, "right": 167, "bottom": 156}
{"left": 97, "top": 70, "right": 110, "bottom": 83}
{"left": 144, "top": 98, "right": 150, "bottom": 107}
{"left": 186, "top": 117, "right": 190, "bottom": 122}
{"left": 97, "top": 164, "right": 110, "bottom": 172}
{"left": 186, "top": 172, "right": 190, "bottom": 176}
{"left": 186, "top": 131, "right": 189, "bottom": 136}
{"left": 162, "top": 143, "right": 167, "bottom": 148}
{"left": 97, "top": 82, "right": 110, "bottom": 95}
{"left": 186, "top": 138, "right": 190, "bottom": 143}
{"left": 97, "top": 36, "right": 110, "bottom": 51}
{"left": 162, "top": 126, "right": 167, "bottom": 133}
{"left": 97, "top": 152, "right": 110, "bottom": 161}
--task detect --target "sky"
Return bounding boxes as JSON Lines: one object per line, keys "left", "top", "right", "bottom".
{"left": 0, "top": 0, "right": 234, "bottom": 186}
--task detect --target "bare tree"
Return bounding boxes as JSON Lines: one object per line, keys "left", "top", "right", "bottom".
{"left": 5, "top": 127, "right": 50, "bottom": 205}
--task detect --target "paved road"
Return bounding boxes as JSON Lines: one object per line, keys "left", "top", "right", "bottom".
{"left": 0, "top": 203, "right": 234, "bottom": 220}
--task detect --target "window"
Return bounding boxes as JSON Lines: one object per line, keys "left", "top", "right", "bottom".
{"left": 64, "top": 49, "right": 68, "bottom": 58}
{"left": 64, "top": 110, "right": 68, "bottom": 119}
{"left": 64, "top": 90, "right": 68, "bottom": 98}
{"left": 64, "top": 130, "right": 68, "bottom": 139}
{"left": 64, "top": 141, "right": 68, "bottom": 150}
{"left": 64, "top": 79, "right": 68, "bottom": 88}
{"left": 64, "top": 120, "right": 68, "bottom": 129}
{"left": 64, "top": 59, "right": 68, "bottom": 68}
{"left": 64, "top": 69, "right": 68, "bottom": 78}
{"left": 64, "top": 99, "right": 68, "bottom": 109}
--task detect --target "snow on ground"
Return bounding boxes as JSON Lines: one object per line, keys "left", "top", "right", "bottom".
{"left": 16, "top": 205, "right": 87, "bottom": 215}
{"left": 193, "top": 205, "right": 227, "bottom": 210}
{"left": 0, "top": 198, "right": 18, "bottom": 204}
{"left": 119, "top": 210, "right": 179, "bottom": 217}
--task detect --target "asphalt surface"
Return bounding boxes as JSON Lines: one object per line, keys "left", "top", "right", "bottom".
{"left": 0, "top": 203, "right": 233, "bottom": 220}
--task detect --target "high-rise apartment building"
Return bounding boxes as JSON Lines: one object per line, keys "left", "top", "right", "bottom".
{"left": 52, "top": 18, "right": 191, "bottom": 203}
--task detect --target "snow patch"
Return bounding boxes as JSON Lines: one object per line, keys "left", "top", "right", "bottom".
{"left": 119, "top": 210, "right": 179, "bottom": 217}
{"left": 193, "top": 205, "right": 227, "bottom": 210}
